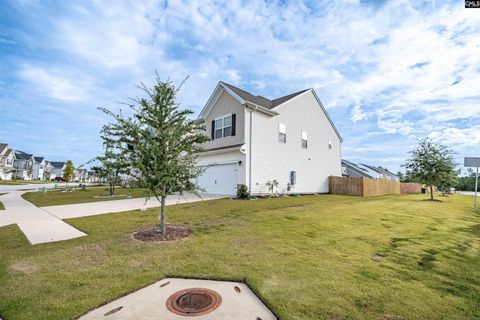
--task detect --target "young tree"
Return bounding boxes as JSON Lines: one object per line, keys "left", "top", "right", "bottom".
{"left": 92, "top": 147, "right": 129, "bottom": 196}
{"left": 63, "top": 160, "right": 75, "bottom": 183}
{"left": 403, "top": 138, "right": 457, "bottom": 200}
{"left": 99, "top": 76, "right": 208, "bottom": 234}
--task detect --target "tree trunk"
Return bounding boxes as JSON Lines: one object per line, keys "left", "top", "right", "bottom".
{"left": 160, "top": 196, "right": 166, "bottom": 234}
{"left": 430, "top": 185, "right": 434, "bottom": 200}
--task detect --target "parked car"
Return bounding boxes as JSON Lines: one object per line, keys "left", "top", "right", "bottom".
{"left": 52, "top": 177, "right": 65, "bottom": 182}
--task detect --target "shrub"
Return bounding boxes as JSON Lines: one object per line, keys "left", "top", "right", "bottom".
{"left": 236, "top": 184, "right": 250, "bottom": 199}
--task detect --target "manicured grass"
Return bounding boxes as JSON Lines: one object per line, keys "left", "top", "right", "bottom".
{"left": 0, "top": 193, "right": 5, "bottom": 210}
{"left": 21, "top": 187, "right": 148, "bottom": 207}
{"left": 0, "top": 180, "right": 54, "bottom": 185}
{"left": 0, "top": 194, "right": 479, "bottom": 320}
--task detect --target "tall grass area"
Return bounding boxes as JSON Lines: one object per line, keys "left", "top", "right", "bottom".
{"left": 0, "top": 194, "right": 478, "bottom": 320}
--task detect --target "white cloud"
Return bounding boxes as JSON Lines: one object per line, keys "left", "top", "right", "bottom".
{"left": 19, "top": 65, "right": 90, "bottom": 102}
{"left": 3, "top": 0, "right": 480, "bottom": 170}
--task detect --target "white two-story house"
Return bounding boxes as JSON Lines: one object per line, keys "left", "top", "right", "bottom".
{"left": 194, "top": 81, "right": 342, "bottom": 195}
{"left": 32, "top": 157, "right": 46, "bottom": 180}
{"left": 13, "top": 150, "right": 34, "bottom": 180}
{"left": 0, "top": 143, "right": 15, "bottom": 180}
{"left": 50, "top": 162, "right": 66, "bottom": 180}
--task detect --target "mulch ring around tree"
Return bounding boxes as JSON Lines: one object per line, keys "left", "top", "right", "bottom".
{"left": 132, "top": 225, "right": 191, "bottom": 242}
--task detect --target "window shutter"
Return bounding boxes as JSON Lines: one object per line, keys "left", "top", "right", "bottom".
{"left": 211, "top": 120, "right": 215, "bottom": 140}
{"left": 231, "top": 114, "right": 236, "bottom": 136}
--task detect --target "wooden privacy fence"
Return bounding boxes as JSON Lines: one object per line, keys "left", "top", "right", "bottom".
{"left": 329, "top": 176, "right": 422, "bottom": 197}
{"left": 400, "top": 182, "right": 422, "bottom": 194}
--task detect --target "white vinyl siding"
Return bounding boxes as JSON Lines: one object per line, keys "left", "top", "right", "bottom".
{"left": 247, "top": 90, "right": 341, "bottom": 194}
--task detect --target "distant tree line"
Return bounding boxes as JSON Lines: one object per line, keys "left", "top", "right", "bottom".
{"left": 455, "top": 168, "right": 478, "bottom": 191}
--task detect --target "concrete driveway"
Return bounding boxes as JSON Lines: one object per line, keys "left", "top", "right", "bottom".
{"left": 0, "top": 191, "right": 224, "bottom": 245}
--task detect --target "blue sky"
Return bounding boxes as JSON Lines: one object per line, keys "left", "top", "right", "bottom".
{"left": 1, "top": 0, "right": 479, "bottom": 173}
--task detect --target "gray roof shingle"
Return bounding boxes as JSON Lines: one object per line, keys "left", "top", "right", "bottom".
{"left": 221, "top": 82, "right": 309, "bottom": 109}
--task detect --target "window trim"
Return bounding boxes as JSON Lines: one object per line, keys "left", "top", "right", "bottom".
{"left": 214, "top": 114, "right": 233, "bottom": 140}
{"left": 278, "top": 123, "right": 287, "bottom": 143}
{"left": 301, "top": 131, "right": 308, "bottom": 149}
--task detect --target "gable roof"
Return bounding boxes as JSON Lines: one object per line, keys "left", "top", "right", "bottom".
{"left": 14, "top": 150, "right": 33, "bottom": 160}
{"left": 0, "top": 143, "right": 8, "bottom": 154}
{"left": 50, "top": 161, "right": 65, "bottom": 168}
{"left": 34, "top": 156, "right": 44, "bottom": 163}
{"left": 199, "top": 81, "right": 343, "bottom": 142}
{"left": 342, "top": 159, "right": 373, "bottom": 178}
{"left": 220, "top": 82, "right": 309, "bottom": 109}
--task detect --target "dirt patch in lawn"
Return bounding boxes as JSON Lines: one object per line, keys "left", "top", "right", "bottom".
{"left": 11, "top": 261, "right": 38, "bottom": 274}
{"left": 132, "top": 225, "right": 191, "bottom": 242}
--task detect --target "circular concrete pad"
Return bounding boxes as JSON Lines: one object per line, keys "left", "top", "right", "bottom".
{"left": 78, "top": 278, "right": 277, "bottom": 320}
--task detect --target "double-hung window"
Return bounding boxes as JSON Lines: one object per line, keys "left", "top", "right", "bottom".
{"left": 215, "top": 114, "right": 233, "bottom": 139}
{"left": 278, "top": 123, "right": 287, "bottom": 143}
{"left": 301, "top": 131, "right": 308, "bottom": 148}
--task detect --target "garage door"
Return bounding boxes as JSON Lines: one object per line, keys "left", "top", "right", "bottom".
{"left": 196, "top": 163, "right": 238, "bottom": 195}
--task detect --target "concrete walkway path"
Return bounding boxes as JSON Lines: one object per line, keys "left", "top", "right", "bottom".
{"left": 0, "top": 191, "right": 86, "bottom": 244}
{"left": 43, "top": 193, "right": 224, "bottom": 219}
{"left": 0, "top": 192, "right": 224, "bottom": 245}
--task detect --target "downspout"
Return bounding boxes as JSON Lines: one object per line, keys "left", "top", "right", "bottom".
{"left": 248, "top": 108, "right": 253, "bottom": 193}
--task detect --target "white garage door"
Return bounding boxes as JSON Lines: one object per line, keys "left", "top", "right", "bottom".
{"left": 196, "top": 163, "right": 238, "bottom": 195}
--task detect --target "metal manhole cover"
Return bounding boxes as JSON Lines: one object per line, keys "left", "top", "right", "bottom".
{"left": 166, "top": 288, "right": 222, "bottom": 316}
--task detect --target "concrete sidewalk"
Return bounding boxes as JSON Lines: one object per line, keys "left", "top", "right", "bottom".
{"left": 43, "top": 193, "right": 224, "bottom": 219}
{"left": 0, "top": 191, "right": 86, "bottom": 244}
{"left": 0, "top": 192, "right": 224, "bottom": 245}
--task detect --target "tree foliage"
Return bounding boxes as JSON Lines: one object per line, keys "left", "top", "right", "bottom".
{"left": 91, "top": 147, "right": 129, "bottom": 196}
{"left": 403, "top": 138, "right": 457, "bottom": 200}
{"left": 63, "top": 160, "right": 75, "bottom": 182}
{"left": 99, "top": 76, "right": 208, "bottom": 234}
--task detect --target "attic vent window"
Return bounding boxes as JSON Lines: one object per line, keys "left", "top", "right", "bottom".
{"left": 328, "top": 139, "right": 332, "bottom": 149}
{"left": 278, "top": 123, "right": 287, "bottom": 143}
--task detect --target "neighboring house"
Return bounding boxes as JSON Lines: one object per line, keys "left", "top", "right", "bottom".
{"left": 341, "top": 159, "right": 373, "bottom": 178}
{"left": 0, "top": 143, "right": 16, "bottom": 180}
{"left": 194, "top": 81, "right": 342, "bottom": 195}
{"left": 50, "top": 161, "right": 66, "bottom": 179}
{"left": 373, "top": 166, "right": 399, "bottom": 182}
{"left": 355, "top": 163, "right": 384, "bottom": 179}
{"left": 13, "top": 150, "right": 34, "bottom": 180}
{"left": 43, "top": 160, "right": 53, "bottom": 180}
{"left": 32, "top": 156, "right": 47, "bottom": 180}
{"left": 86, "top": 171, "right": 101, "bottom": 183}
{"left": 342, "top": 160, "right": 399, "bottom": 181}
{"left": 75, "top": 168, "right": 88, "bottom": 182}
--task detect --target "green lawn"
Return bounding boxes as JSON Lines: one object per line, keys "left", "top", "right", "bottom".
{"left": 21, "top": 187, "right": 148, "bottom": 207}
{"left": 0, "top": 193, "right": 5, "bottom": 210}
{"left": 0, "top": 180, "right": 54, "bottom": 186}
{"left": 0, "top": 194, "right": 479, "bottom": 320}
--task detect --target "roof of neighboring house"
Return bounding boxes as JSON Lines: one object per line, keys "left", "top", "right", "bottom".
{"left": 14, "top": 150, "right": 33, "bottom": 160}
{"left": 221, "top": 82, "right": 309, "bottom": 109}
{"left": 0, "top": 143, "right": 8, "bottom": 154}
{"left": 34, "top": 156, "right": 44, "bottom": 163}
{"left": 4, "top": 148, "right": 13, "bottom": 158}
{"left": 374, "top": 166, "right": 398, "bottom": 179}
{"left": 50, "top": 161, "right": 65, "bottom": 168}
{"left": 342, "top": 160, "right": 373, "bottom": 178}
{"left": 359, "top": 163, "right": 388, "bottom": 176}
